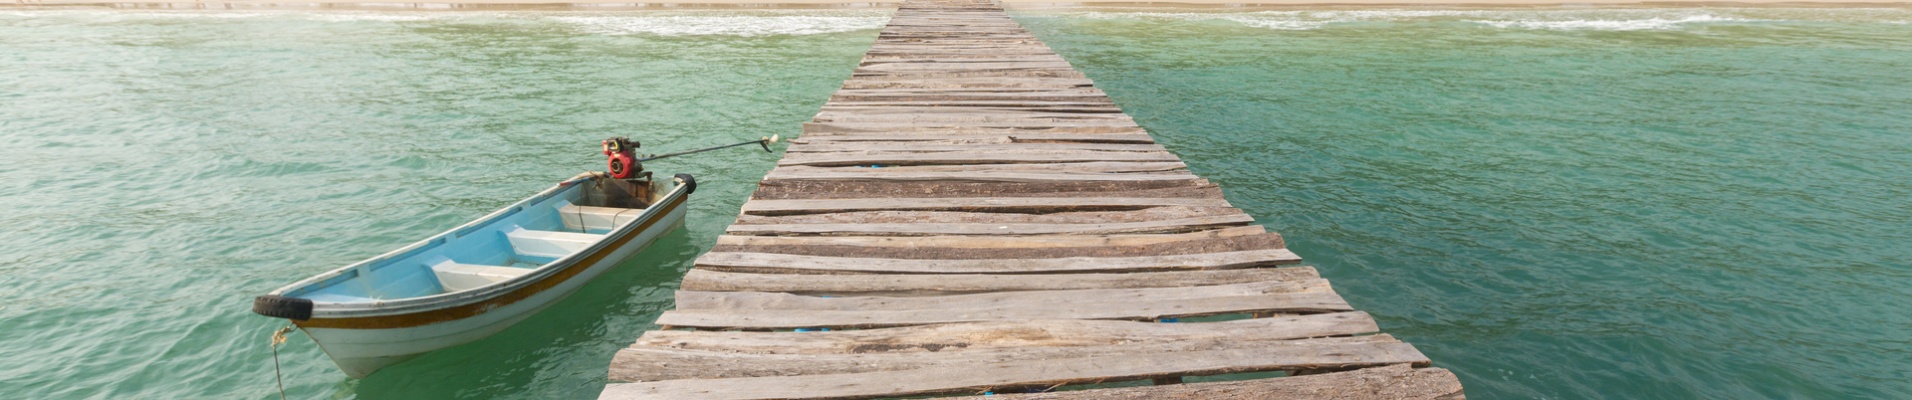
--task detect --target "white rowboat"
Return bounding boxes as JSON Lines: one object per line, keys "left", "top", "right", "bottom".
{"left": 253, "top": 173, "right": 694, "bottom": 378}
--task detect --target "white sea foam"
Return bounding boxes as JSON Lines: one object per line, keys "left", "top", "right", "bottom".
{"left": 303, "top": 13, "right": 440, "bottom": 22}
{"left": 1471, "top": 14, "right": 1752, "bottom": 30}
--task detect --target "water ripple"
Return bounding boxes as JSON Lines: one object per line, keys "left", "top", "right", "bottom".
{"left": 0, "top": 9, "right": 877, "bottom": 399}
{"left": 1018, "top": 8, "right": 1912, "bottom": 398}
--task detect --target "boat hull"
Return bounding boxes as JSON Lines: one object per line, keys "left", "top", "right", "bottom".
{"left": 295, "top": 197, "right": 685, "bottom": 378}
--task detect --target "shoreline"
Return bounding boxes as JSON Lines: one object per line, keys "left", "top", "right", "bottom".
{"left": 7, "top": 0, "right": 1910, "bottom": 10}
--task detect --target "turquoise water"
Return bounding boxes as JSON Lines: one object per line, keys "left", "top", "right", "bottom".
{"left": 2, "top": 6, "right": 1909, "bottom": 399}
{"left": 0, "top": 9, "right": 884, "bottom": 398}
{"left": 1014, "top": 7, "right": 1912, "bottom": 399}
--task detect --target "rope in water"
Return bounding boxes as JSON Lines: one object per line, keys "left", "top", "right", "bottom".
{"left": 270, "top": 325, "right": 294, "bottom": 400}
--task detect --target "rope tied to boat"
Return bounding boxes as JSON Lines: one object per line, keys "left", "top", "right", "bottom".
{"left": 269, "top": 324, "right": 295, "bottom": 400}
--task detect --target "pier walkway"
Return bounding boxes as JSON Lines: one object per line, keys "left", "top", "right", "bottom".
{"left": 600, "top": 0, "right": 1464, "bottom": 398}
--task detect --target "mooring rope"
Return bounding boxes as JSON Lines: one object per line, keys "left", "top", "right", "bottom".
{"left": 269, "top": 325, "right": 294, "bottom": 400}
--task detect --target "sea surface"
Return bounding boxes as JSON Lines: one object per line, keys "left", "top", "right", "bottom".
{"left": 2, "top": 6, "right": 1908, "bottom": 399}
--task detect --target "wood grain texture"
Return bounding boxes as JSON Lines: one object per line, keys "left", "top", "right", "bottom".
{"left": 631, "top": 312, "right": 1377, "bottom": 355}
{"left": 655, "top": 283, "right": 1351, "bottom": 329}
{"left": 601, "top": 340, "right": 1429, "bottom": 399}
{"left": 762, "top": 170, "right": 1198, "bottom": 183}
{"left": 785, "top": 142, "right": 1162, "bottom": 153}
{"left": 767, "top": 162, "right": 1186, "bottom": 174}
{"left": 802, "top": 121, "right": 1143, "bottom": 134}
{"left": 791, "top": 133, "right": 1156, "bottom": 144}
{"left": 748, "top": 179, "right": 1219, "bottom": 200}
{"left": 740, "top": 197, "right": 1230, "bottom": 215}
{"left": 725, "top": 213, "right": 1255, "bottom": 236}
{"left": 610, "top": 335, "right": 1411, "bottom": 382}
{"left": 601, "top": 0, "right": 1458, "bottom": 397}
{"left": 710, "top": 226, "right": 1269, "bottom": 249}
{"left": 777, "top": 150, "right": 1176, "bottom": 167}
{"left": 707, "top": 231, "right": 1283, "bottom": 259}
{"left": 732, "top": 206, "right": 1244, "bottom": 225}
{"left": 691, "top": 248, "right": 1301, "bottom": 274}
{"left": 966, "top": 365, "right": 1466, "bottom": 400}
{"left": 680, "top": 267, "right": 1319, "bottom": 295}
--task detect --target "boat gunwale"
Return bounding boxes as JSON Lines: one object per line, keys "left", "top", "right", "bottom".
{"left": 265, "top": 175, "right": 688, "bottom": 319}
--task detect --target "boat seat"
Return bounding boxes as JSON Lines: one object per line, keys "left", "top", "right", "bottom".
{"left": 430, "top": 259, "right": 532, "bottom": 292}
{"left": 559, "top": 204, "right": 645, "bottom": 232}
{"left": 505, "top": 227, "right": 605, "bottom": 259}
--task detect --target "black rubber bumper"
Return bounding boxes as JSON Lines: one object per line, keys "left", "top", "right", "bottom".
{"left": 675, "top": 173, "right": 697, "bottom": 195}
{"left": 253, "top": 295, "right": 314, "bottom": 321}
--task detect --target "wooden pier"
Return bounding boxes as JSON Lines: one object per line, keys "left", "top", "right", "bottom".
{"left": 600, "top": 0, "right": 1464, "bottom": 398}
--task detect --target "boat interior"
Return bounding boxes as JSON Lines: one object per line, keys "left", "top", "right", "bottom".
{"left": 291, "top": 177, "right": 664, "bottom": 303}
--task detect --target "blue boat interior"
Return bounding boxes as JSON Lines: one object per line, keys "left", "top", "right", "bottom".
{"left": 288, "top": 178, "right": 663, "bottom": 303}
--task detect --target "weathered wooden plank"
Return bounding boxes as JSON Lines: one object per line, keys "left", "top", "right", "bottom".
{"left": 814, "top": 109, "right": 1130, "bottom": 119}
{"left": 680, "top": 267, "right": 1318, "bottom": 295}
{"left": 760, "top": 171, "right": 1193, "bottom": 184}
{"left": 963, "top": 365, "right": 1466, "bottom": 400}
{"left": 692, "top": 248, "right": 1299, "bottom": 274}
{"left": 829, "top": 88, "right": 1104, "bottom": 96}
{"left": 676, "top": 280, "right": 1330, "bottom": 312}
{"left": 821, "top": 103, "right": 1121, "bottom": 111}
{"left": 611, "top": 335, "right": 1409, "bottom": 383}
{"left": 763, "top": 170, "right": 1195, "bottom": 183}
{"left": 711, "top": 231, "right": 1282, "bottom": 260}
{"left": 785, "top": 142, "right": 1162, "bottom": 153}
{"left": 877, "top": 31, "right": 1035, "bottom": 37}
{"left": 725, "top": 213, "right": 1255, "bottom": 236}
{"left": 655, "top": 291, "right": 1350, "bottom": 329}
{"left": 600, "top": 340, "right": 1428, "bottom": 399}
{"left": 740, "top": 197, "right": 1228, "bottom": 215}
{"left": 770, "top": 162, "right": 1182, "bottom": 175}
{"left": 825, "top": 91, "right": 1105, "bottom": 98}
{"left": 802, "top": 122, "right": 1141, "bottom": 134}
{"left": 778, "top": 150, "right": 1178, "bottom": 167}
{"left": 790, "top": 134, "right": 1155, "bottom": 144}
{"left": 859, "top": 60, "right": 1074, "bottom": 69}
{"left": 831, "top": 86, "right": 1096, "bottom": 92}
{"left": 749, "top": 179, "right": 1221, "bottom": 200}
{"left": 857, "top": 49, "right": 1060, "bottom": 57}
{"left": 850, "top": 71, "right": 1090, "bottom": 80}
{"left": 813, "top": 115, "right": 1133, "bottom": 125}
{"left": 734, "top": 206, "right": 1243, "bottom": 226}
{"left": 804, "top": 119, "right": 1142, "bottom": 130}
{"left": 769, "top": 162, "right": 1185, "bottom": 176}
{"left": 858, "top": 55, "right": 1065, "bottom": 63}
{"left": 826, "top": 99, "right": 1115, "bottom": 107}
{"left": 631, "top": 312, "right": 1376, "bottom": 354}
{"left": 827, "top": 95, "right": 1113, "bottom": 103}
{"left": 860, "top": 54, "right": 1070, "bottom": 62}
{"left": 869, "top": 40, "right": 1050, "bottom": 47}
{"left": 836, "top": 78, "right": 1092, "bottom": 90}
{"left": 711, "top": 226, "right": 1267, "bottom": 249}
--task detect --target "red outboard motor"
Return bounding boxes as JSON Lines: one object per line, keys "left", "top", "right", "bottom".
{"left": 602, "top": 137, "right": 641, "bottom": 179}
